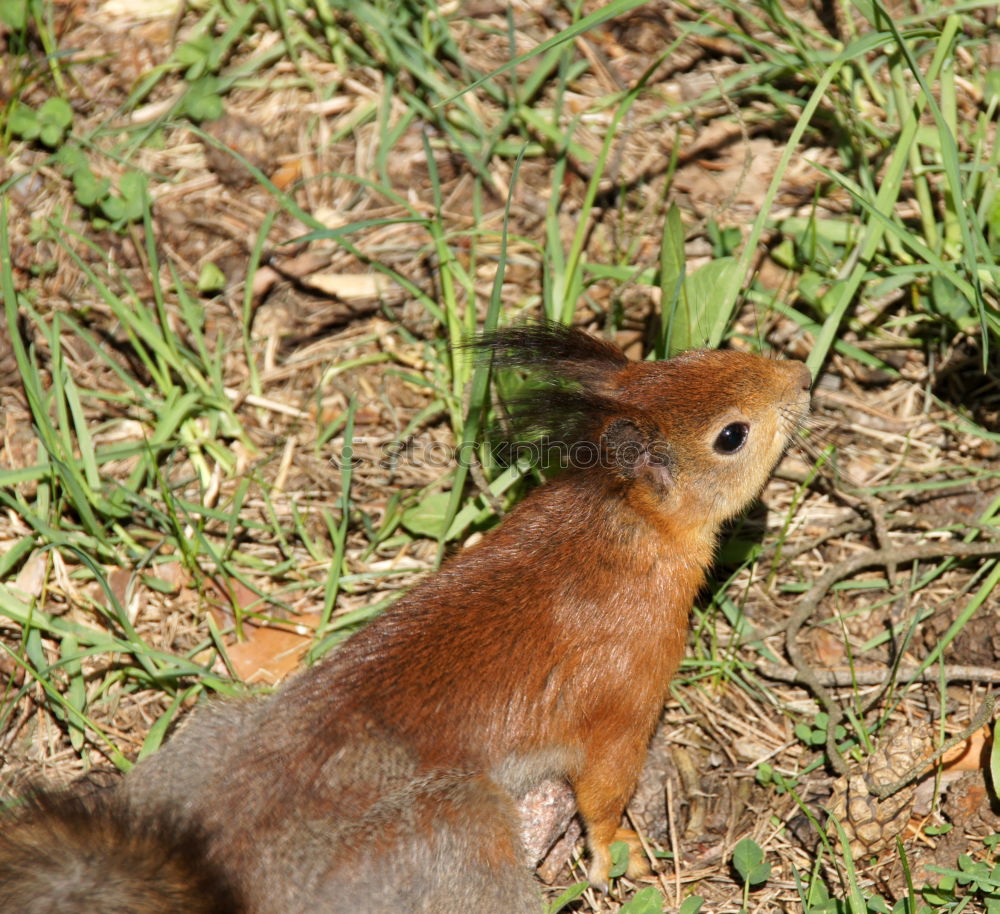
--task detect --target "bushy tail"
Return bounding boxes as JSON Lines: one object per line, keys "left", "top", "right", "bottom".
{"left": 0, "top": 790, "right": 241, "bottom": 914}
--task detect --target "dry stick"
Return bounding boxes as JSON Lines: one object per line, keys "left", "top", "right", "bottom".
{"left": 856, "top": 496, "right": 919, "bottom": 723}
{"left": 751, "top": 511, "right": 941, "bottom": 646}
{"left": 758, "top": 509, "right": 1000, "bottom": 573}
{"left": 624, "top": 806, "right": 672, "bottom": 903}
{"left": 758, "top": 662, "right": 1000, "bottom": 686}
{"left": 761, "top": 516, "right": 872, "bottom": 563}
{"left": 665, "top": 777, "right": 682, "bottom": 908}
{"left": 469, "top": 452, "right": 504, "bottom": 517}
{"left": 783, "top": 539, "right": 1000, "bottom": 779}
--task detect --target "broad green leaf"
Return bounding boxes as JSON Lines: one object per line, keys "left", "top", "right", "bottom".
{"left": 0, "top": 0, "right": 27, "bottom": 29}
{"left": 678, "top": 896, "right": 705, "bottom": 914}
{"left": 609, "top": 839, "right": 630, "bottom": 879}
{"left": 545, "top": 881, "right": 588, "bottom": 914}
{"left": 733, "top": 837, "right": 766, "bottom": 884}
{"left": 619, "top": 886, "right": 666, "bottom": 914}
{"left": 401, "top": 492, "right": 452, "bottom": 539}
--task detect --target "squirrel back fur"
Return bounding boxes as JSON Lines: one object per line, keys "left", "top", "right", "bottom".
{"left": 0, "top": 323, "right": 811, "bottom": 914}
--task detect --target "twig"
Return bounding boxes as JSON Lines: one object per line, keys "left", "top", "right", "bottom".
{"left": 856, "top": 495, "right": 916, "bottom": 721}
{"left": 759, "top": 515, "right": 871, "bottom": 563}
{"left": 865, "top": 694, "right": 996, "bottom": 799}
{"left": 666, "top": 777, "right": 681, "bottom": 908}
{"left": 469, "top": 452, "right": 504, "bottom": 516}
{"left": 758, "top": 662, "right": 1000, "bottom": 686}
{"left": 783, "top": 539, "right": 1000, "bottom": 776}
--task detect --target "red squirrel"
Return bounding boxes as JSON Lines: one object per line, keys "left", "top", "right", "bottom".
{"left": 0, "top": 323, "right": 811, "bottom": 914}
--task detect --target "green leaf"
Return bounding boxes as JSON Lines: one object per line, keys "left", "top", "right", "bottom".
{"left": 116, "top": 171, "right": 148, "bottom": 222}
{"left": 8, "top": 101, "right": 40, "bottom": 139}
{"left": 930, "top": 273, "right": 975, "bottom": 329}
{"left": 921, "top": 885, "right": 957, "bottom": 907}
{"left": 187, "top": 90, "right": 224, "bottom": 122}
{"left": 175, "top": 34, "right": 214, "bottom": 80}
{"left": 39, "top": 97, "right": 73, "bottom": 128}
{"left": 12, "top": 97, "right": 73, "bottom": 147}
{"left": 678, "top": 895, "right": 705, "bottom": 914}
{"left": 72, "top": 168, "right": 110, "bottom": 207}
{"left": 198, "top": 261, "right": 226, "bottom": 293}
{"left": 794, "top": 722, "right": 814, "bottom": 744}
{"left": 119, "top": 170, "right": 146, "bottom": 200}
{"left": 142, "top": 574, "right": 179, "bottom": 595}
{"left": 137, "top": 689, "right": 194, "bottom": 761}
{"left": 0, "top": 0, "right": 28, "bottom": 29}
{"left": 400, "top": 492, "right": 452, "bottom": 539}
{"left": 54, "top": 142, "right": 87, "bottom": 174}
{"left": 661, "top": 230, "right": 740, "bottom": 350}
{"left": 0, "top": 536, "right": 33, "bottom": 578}
{"left": 609, "top": 839, "right": 630, "bottom": 879}
{"left": 101, "top": 195, "right": 126, "bottom": 222}
{"left": 618, "top": 886, "right": 666, "bottom": 914}
{"left": 987, "top": 198, "right": 1000, "bottom": 252}
{"left": 684, "top": 256, "right": 741, "bottom": 348}
{"left": 182, "top": 76, "right": 225, "bottom": 121}
{"left": 733, "top": 837, "right": 768, "bottom": 886}
{"left": 39, "top": 122, "right": 63, "bottom": 147}
{"left": 545, "top": 881, "right": 588, "bottom": 914}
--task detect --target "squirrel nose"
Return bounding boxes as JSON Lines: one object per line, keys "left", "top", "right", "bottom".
{"left": 793, "top": 361, "right": 812, "bottom": 392}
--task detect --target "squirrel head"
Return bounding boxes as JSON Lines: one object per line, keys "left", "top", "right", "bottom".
{"left": 603, "top": 348, "right": 811, "bottom": 524}
{"left": 473, "top": 323, "right": 811, "bottom": 526}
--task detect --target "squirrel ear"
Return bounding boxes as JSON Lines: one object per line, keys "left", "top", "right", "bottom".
{"left": 601, "top": 417, "right": 674, "bottom": 490}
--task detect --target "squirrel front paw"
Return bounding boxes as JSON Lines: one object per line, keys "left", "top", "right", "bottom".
{"left": 587, "top": 827, "right": 651, "bottom": 891}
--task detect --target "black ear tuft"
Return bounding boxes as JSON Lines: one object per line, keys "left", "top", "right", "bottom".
{"left": 462, "top": 320, "right": 627, "bottom": 386}
{"left": 601, "top": 417, "right": 674, "bottom": 490}
{"left": 459, "top": 321, "right": 632, "bottom": 453}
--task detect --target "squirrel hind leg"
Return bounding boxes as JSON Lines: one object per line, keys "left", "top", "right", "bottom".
{"left": 328, "top": 770, "right": 543, "bottom": 914}
{"left": 0, "top": 790, "right": 242, "bottom": 914}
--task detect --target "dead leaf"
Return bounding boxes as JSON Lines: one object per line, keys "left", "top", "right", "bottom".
{"left": 940, "top": 725, "right": 992, "bottom": 772}
{"left": 811, "top": 627, "right": 846, "bottom": 667}
{"left": 224, "top": 614, "right": 321, "bottom": 685}
{"left": 14, "top": 551, "right": 47, "bottom": 598}
{"left": 301, "top": 272, "right": 397, "bottom": 301}
{"left": 271, "top": 159, "right": 303, "bottom": 191}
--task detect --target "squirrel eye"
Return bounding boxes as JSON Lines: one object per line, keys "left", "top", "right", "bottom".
{"left": 714, "top": 422, "right": 749, "bottom": 454}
